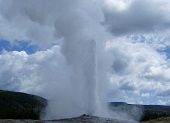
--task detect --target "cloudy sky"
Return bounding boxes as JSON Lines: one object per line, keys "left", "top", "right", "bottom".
{"left": 0, "top": 0, "right": 170, "bottom": 111}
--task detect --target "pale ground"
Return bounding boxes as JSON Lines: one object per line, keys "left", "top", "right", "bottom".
{"left": 0, "top": 115, "right": 170, "bottom": 123}
{"left": 0, "top": 115, "right": 139, "bottom": 123}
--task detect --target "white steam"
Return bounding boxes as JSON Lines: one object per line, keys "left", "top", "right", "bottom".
{"left": 0, "top": 0, "right": 112, "bottom": 119}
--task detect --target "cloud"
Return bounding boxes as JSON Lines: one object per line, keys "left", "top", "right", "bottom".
{"left": 157, "top": 100, "right": 168, "bottom": 105}
{"left": 141, "top": 93, "right": 150, "bottom": 98}
{"left": 102, "top": 0, "right": 170, "bottom": 35}
{"left": 0, "top": 0, "right": 58, "bottom": 46}
{"left": 0, "top": 46, "right": 67, "bottom": 94}
{"left": 107, "top": 37, "right": 170, "bottom": 98}
{"left": 157, "top": 88, "right": 170, "bottom": 97}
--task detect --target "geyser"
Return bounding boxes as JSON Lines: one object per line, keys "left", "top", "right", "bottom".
{"left": 0, "top": 0, "right": 143, "bottom": 121}
{"left": 43, "top": 0, "right": 110, "bottom": 119}
{"left": 68, "top": 40, "right": 99, "bottom": 115}
{"left": 45, "top": 37, "right": 108, "bottom": 119}
{"left": 52, "top": 37, "right": 102, "bottom": 118}
{"left": 82, "top": 40, "right": 98, "bottom": 115}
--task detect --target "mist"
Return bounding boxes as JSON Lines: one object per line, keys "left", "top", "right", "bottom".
{"left": 0, "top": 0, "right": 113, "bottom": 119}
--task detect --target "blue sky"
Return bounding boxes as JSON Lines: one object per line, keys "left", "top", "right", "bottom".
{"left": 0, "top": 40, "right": 38, "bottom": 54}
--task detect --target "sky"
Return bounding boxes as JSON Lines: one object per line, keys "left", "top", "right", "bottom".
{"left": 0, "top": 0, "right": 170, "bottom": 113}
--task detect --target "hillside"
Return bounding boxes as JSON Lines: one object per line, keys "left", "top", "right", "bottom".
{"left": 109, "top": 102, "right": 170, "bottom": 122}
{"left": 0, "top": 90, "right": 47, "bottom": 119}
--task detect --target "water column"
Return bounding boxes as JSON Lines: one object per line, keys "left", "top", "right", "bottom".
{"left": 82, "top": 40, "right": 99, "bottom": 115}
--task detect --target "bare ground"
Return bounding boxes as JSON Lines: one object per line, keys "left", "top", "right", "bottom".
{"left": 0, "top": 115, "right": 139, "bottom": 123}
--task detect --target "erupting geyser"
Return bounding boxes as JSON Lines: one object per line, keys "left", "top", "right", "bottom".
{"left": 0, "top": 0, "right": 113, "bottom": 120}
{"left": 61, "top": 38, "right": 101, "bottom": 116}
{"left": 80, "top": 40, "right": 99, "bottom": 115}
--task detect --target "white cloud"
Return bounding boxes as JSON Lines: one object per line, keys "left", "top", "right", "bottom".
{"left": 103, "top": 0, "right": 132, "bottom": 11}
{"left": 157, "top": 100, "right": 167, "bottom": 105}
{"left": 0, "top": 45, "right": 66, "bottom": 94}
{"left": 141, "top": 93, "right": 150, "bottom": 98}
{"left": 108, "top": 37, "right": 170, "bottom": 98}
{"left": 102, "top": 0, "right": 170, "bottom": 35}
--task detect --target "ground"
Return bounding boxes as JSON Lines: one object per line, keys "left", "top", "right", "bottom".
{"left": 0, "top": 115, "right": 138, "bottom": 123}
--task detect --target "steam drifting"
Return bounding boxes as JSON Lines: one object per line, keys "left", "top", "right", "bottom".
{"left": 0, "top": 0, "right": 112, "bottom": 119}
{"left": 0, "top": 0, "right": 170, "bottom": 121}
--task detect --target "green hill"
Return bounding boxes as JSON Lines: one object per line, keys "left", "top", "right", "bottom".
{"left": 109, "top": 102, "right": 170, "bottom": 122}
{"left": 0, "top": 90, "right": 47, "bottom": 120}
